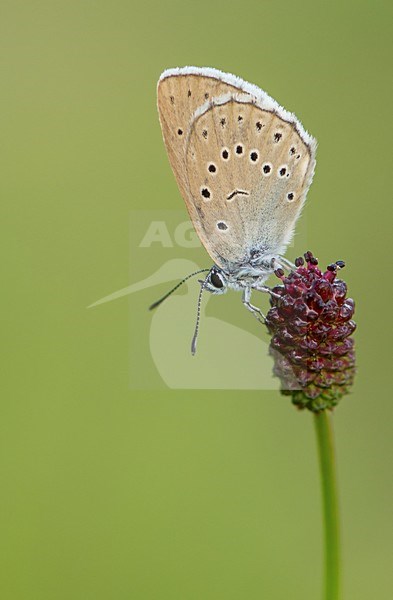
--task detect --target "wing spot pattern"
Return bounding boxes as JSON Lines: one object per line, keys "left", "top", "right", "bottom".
{"left": 262, "top": 163, "right": 272, "bottom": 175}
{"left": 217, "top": 221, "right": 228, "bottom": 231}
{"left": 226, "top": 190, "right": 250, "bottom": 201}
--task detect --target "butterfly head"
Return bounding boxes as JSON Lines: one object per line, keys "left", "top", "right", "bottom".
{"left": 202, "top": 266, "right": 228, "bottom": 295}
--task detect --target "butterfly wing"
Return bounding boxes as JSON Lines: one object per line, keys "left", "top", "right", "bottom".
{"left": 185, "top": 94, "right": 316, "bottom": 271}
{"left": 157, "top": 67, "right": 243, "bottom": 203}
{"left": 157, "top": 67, "right": 316, "bottom": 271}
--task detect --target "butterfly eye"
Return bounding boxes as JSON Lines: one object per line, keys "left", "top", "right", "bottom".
{"left": 210, "top": 271, "right": 224, "bottom": 289}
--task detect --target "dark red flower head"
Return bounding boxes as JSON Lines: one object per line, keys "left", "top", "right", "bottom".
{"left": 265, "top": 252, "right": 356, "bottom": 412}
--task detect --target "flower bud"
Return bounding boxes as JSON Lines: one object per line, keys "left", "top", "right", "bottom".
{"left": 265, "top": 252, "right": 356, "bottom": 412}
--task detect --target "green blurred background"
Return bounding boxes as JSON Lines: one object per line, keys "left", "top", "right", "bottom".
{"left": 1, "top": 1, "right": 392, "bottom": 598}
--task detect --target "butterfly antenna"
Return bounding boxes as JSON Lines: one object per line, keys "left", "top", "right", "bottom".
{"left": 149, "top": 268, "right": 210, "bottom": 311}
{"left": 191, "top": 269, "right": 212, "bottom": 356}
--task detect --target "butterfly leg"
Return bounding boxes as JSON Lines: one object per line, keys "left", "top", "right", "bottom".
{"left": 275, "top": 255, "right": 296, "bottom": 271}
{"left": 255, "top": 284, "right": 282, "bottom": 300}
{"left": 242, "top": 288, "right": 265, "bottom": 323}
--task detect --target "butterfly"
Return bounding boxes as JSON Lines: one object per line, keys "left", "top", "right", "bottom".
{"left": 155, "top": 66, "right": 317, "bottom": 353}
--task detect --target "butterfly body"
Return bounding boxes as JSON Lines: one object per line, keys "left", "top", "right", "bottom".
{"left": 157, "top": 67, "right": 316, "bottom": 347}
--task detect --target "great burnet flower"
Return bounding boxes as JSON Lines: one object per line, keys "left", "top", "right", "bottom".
{"left": 265, "top": 251, "right": 356, "bottom": 412}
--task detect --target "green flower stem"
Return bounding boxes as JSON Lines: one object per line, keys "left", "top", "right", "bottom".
{"left": 314, "top": 410, "right": 341, "bottom": 600}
